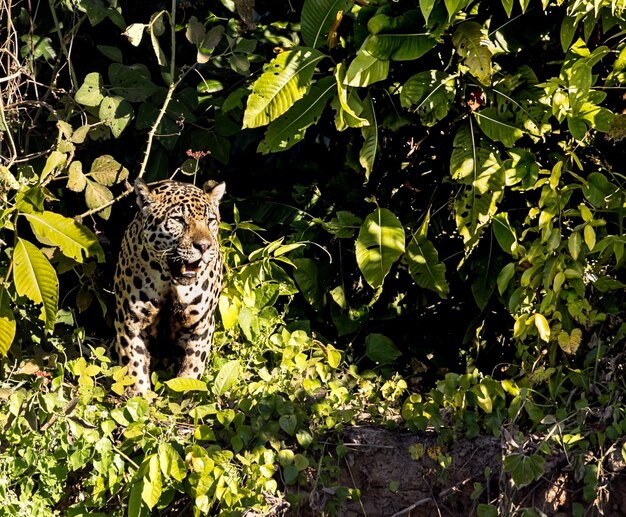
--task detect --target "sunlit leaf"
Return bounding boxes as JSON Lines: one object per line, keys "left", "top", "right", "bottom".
{"left": 401, "top": 70, "right": 456, "bottom": 126}
{"left": 344, "top": 50, "right": 389, "bottom": 87}
{"left": 213, "top": 360, "right": 241, "bottom": 396}
{"left": 13, "top": 238, "right": 59, "bottom": 332}
{"left": 406, "top": 222, "right": 449, "bottom": 298}
{"left": 243, "top": 48, "right": 325, "bottom": 128}
{"left": 452, "top": 21, "right": 492, "bottom": 85}
{"left": 164, "top": 377, "right": 208, "bottom": 392}
{"left": 475, "top": 107, "right": 524, "bottom": 147}
{"left": 0, "top": 287, "right": 15, "bottom": 356}
{"left": 23, "top": 211, "right": 104, "bottom": 263}
{"left": 258, "top": 76, "right": 335, "bottom": 154}
{"left": 355, "top": 208, "right": 405, "bottom": 288}
{"left": 359, "top": 94, "right": 378, "bottom": 180}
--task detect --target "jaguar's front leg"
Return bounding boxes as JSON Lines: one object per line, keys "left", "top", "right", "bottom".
{"left": 173, "top": 281, "right": 219, "bottom": 380}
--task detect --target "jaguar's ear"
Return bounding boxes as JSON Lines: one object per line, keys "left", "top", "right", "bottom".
{"left": 134, "top": 178, "right": 154, "bottom": 212}
{"left": 203, "top": 180, "right": 226, "bottom": 204}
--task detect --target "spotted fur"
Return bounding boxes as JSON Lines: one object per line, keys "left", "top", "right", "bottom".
{"left": 113, "top": 178, "right": 225, "bottom": 395}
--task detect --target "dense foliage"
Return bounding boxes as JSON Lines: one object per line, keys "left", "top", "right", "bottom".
{"left": 0, "top": 0, "right": 625, "bottom": 515}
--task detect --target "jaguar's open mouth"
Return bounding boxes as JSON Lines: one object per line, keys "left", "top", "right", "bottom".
{"left": 169, "top": 258, "right": 203, "bottom": 279}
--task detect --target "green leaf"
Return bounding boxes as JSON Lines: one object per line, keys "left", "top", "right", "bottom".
{"left": 75, "top": 72, "right": 104, "bottom": 106}
{"left": 164, "top": 377, "right": 208, "bottom": 392}
{"left": 344, "top": 50, "right": 389, "bottom": 87}
{"left": 452, "top": 21, "right": 493, "bottom": 85}
{"left": 108, "top": 63, "right": 158, "bottom": 102}
{"left": 492, "top": 212, "right": 517, "bottom": 255}
{"left": 85, "top": 180, "right": 114, "bottom": 220}
{"left": 279, "top": 414, "right": 297, "bottom": 435}
{"left": 128, "top": 479, "right": 146, "bottom": 517}
{"left": 534, "top": 313, "right": 551, "bottom": 342}
{"left": 401, "top": 70, "right": 456, "bottom": 126}
{"left": 365, "top": 333, "right": 402, "bottom": 364}
{"left": 406, "top": 231, "right": 449, "bottom": 298}
{"left": 23, "top": 211, "right": 104, "bottom": 263}
{"left": 293, "top": 258, "right": 323, "bottom": 308}
{"left": 258, "top": 76, "right": 335, "bottom": 154}
{"left": 90, "top": 154, "right": 129, "bottom": 186}
{"left": 13, "top": 238, "right": 59, "bottom": 332}
{"left": 0, "top": 287, "right": 15, "bottom": 356}
{"left": 243, "top": 47, "right": 325, "bottom": 128}
{"left": 475, "top": 107, "right": 524, "bottom": 147}
{"left": 99, "top": 96, "right": 134, "bottom": 138}
{"left": 364, "top": 33, "right": 435, "bottom": 61}
{"left": 504, "top": 453, "right": 545, "bottom": 488}
{"left": 213, "top": 360, "right": 241, "bottom": 396}
{"left": 142, "top": 456, "right": 162, "bottom": 509}
{"left": 359, "top": 94, "right": 378, "bottom": 181}
{"left": 301, "top": 0, "right": 352, "bottom": 48}
{"left": 159, "top": 443, "right": 187, "bottom": 482}
{"left": 497, "top": 262, "right": 516, "bottom": 295}
{"left": 501, "top": 0, "right": 514, "bottom": 16}
{"left": 355, "top": 208, "right": 405, "bottom": 289}
{"left": 419, "top": 0, "right": 436, "bottom": 24}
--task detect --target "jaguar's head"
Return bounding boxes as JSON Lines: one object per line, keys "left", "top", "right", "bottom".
{"left": 135, "top": 178, "right": 225, "bottom": 284}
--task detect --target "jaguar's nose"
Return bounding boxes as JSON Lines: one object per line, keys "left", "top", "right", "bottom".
{"left": 194, "top": 239, "right": 211, "bottom": 253}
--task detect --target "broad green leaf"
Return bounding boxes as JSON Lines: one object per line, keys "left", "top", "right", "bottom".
{"left": 359, "top": 94, "right": 378, "bottom": 181}
{"left": 127, "top": 479, "right": 146, "bottom": 517}
{"left": 75, "top": 72, "right": 104, "bottom": 106}
{"left": 243, "top": 47, "right": 325, "bottom": 128}
{"left": 501, "top": 0, "right": 514, "bottom": 16}
{"left": 164, "top": 377, "right": 208, "bottom": 392}
{"left": 334, "top": 62, "right": 368, "bottom": 129}
{"left": 355, "top": 208, "right": 405, "bottom": 289}
{"left": 108, "top": 63, "right": 158, "bottom": 102}
{"left": 213, "top": 360, "right": 241, "bottom": 396}
{"left": 472, "top": 382, "right": 493, "bottom": 413}
{"left": 40, "top": 150, "right": 67, "bottom": 182}
{"left": 364, "top": 33, "right": 436, "bottom": 61}
{"left": 90, "top": 154, "right": 129, "bottom": 186}
{"left": 0, "top": 287, "right": 15, "bottom": 355}
{"left": 258, "top": 76, "right": 335, "bottom": 154}
{"left": 68, "top": 162, "right": 87, "bottom": 192}
{"left": 497, "top": 262, "right": 516, "bottom": 295}
{"left": 365, "top": 333, "right": 402, "bottom": 364}
{"left": 504, "top": 453, "right": 545, "bottom": 488}
{"left": 492, "top": 212, "right": 517, "bottom": 255}
{"left": 344, "top": 50, "right": 389, "bottom": 87}
{"left": 401, "top": 70, "right": 456, "bottom": 126}
{"left": 584, "top": 224, "right": 596, "bottom": 251}
{"left": 454, "top": 185, "right": 504, "bottom": 251}
{"left": 475, "top": 107, "right": 524, "bottom": 147}
{"left": 293, "top": 258, "right": 323, "bottom": 308}
{"left": 99, "top": 96, "right": 133, "bottom": 138}
{"left": 301, "top": 0, "right": 352, "bottom": 48}
{"left": 534, "top": 313, "right": 550, "bottom": 342}
{"left": 419, "top": 0, "right": 436, "bottom": 24}
{"left": 142, "top": 455, "right": 162, "bottom": 509}
{"left": 13, "top": 238, "right": 59, "bottom": 332}
{"left": 452, "top": 21, "right": 493, "bottom": 85}
{"left": 444, "top": 0, "right": 462, "bottom": 19}
{"left": 23, "top": 211, "right": 104, "bottom": 263}
{"left": 85, "top": 180, "right": 114, "bottom": 220}
{"left": 406, "top": 231, "right": 449, "bottom": 298}
{"left": 557, "top": 328, "right": 582, "bottom": 355}
{"left": 159, "top": 443, "right": 187, "bottom": 482}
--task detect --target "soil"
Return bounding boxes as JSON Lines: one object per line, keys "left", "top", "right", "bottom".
{"left": 277, "top": 426, "right": 626, "bottom": 517}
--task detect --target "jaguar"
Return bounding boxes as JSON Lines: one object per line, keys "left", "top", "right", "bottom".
{"left": 113, "top": 178, "right": 225, "bottom": 395}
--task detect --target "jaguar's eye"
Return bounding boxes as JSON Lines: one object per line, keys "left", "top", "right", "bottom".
{"left": 170, "top": 216, "right": 185, "bottom": 226}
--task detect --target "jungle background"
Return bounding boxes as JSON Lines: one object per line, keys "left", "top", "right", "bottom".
{"left": 1, "top": 0, "right": 626, "bottom": 515}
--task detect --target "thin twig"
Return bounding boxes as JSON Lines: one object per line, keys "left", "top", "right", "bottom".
{"left": 390, "top": 476, "right": 475, "bottom": 517}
